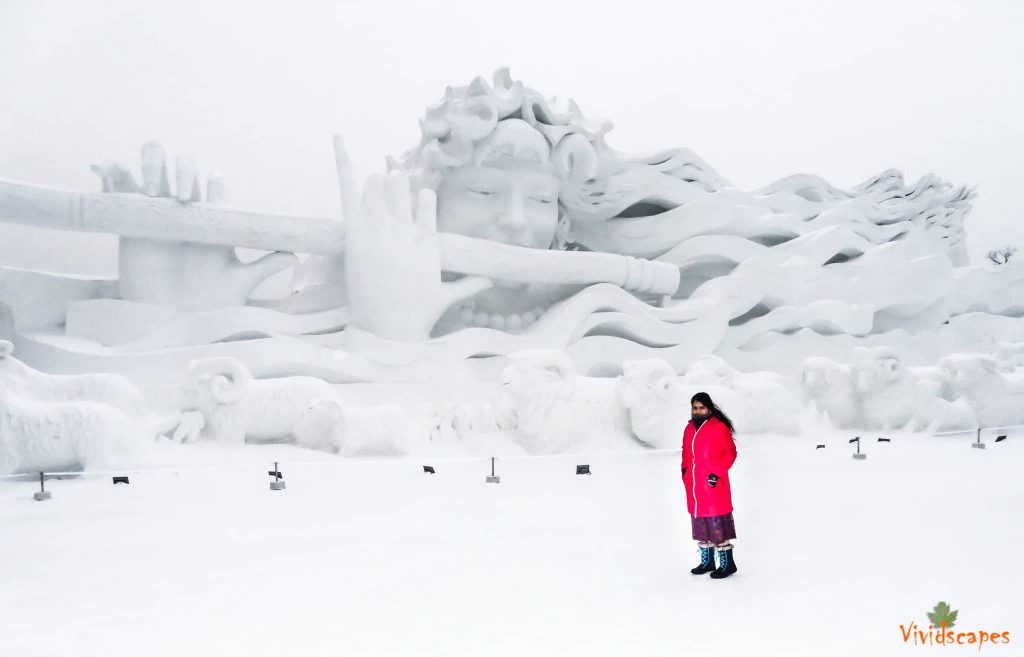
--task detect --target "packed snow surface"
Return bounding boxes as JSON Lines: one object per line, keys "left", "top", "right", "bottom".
{"left": 1, "top": 432, "right": 1020, "bottom": 657}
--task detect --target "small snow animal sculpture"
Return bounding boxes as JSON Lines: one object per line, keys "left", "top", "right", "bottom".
{"left": 621, "top": 358, "right": 688, "bottom": 448}
{"left": 940, "top": 353, "right": 1024, "bottom": 427}
{"left": 501, "top": 349, "right": 632, "bottom": 453}
{"left": 0, "top": 340, "right": 146, "bottom": 415}
{"left": 183, "top": 357, "right": 341, "bottom": 445}
{"left": 298, "top": 398, "right": 412, "bottom": 456}
{"left": 852, "top": 347, "right": 973, "bottom": 431}
{"left": 0, "top": 385, "right": 143, "bottom": 475}
{"left": 799, "top": 356, "right": 860, "bottom": 428}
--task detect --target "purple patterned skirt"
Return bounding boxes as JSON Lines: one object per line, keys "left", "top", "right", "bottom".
{"left": 691, "top": 513, "right": 737, "bottom": 544}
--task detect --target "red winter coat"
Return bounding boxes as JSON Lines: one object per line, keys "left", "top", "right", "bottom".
{"left": 681, "top": 416, "right": 737, "bottom": 518}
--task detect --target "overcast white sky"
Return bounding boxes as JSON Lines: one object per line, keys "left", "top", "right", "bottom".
{"left": 1, "top": 0, "right": 1021, "bottom": 273}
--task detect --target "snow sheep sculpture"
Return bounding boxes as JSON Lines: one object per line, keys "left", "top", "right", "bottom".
{"left": 0, "top": 385, "right": 144, "bottom": 475}
{"left": 299, "top": 398, "right": 412, "bottom": 456}
{"left": 800, "top": 357, "right": 860, "bottom": 428}
{"left": 0, "top": 340, "right": 146, "bottom": 415}
{"left": 501, "top": 349, "right": 633, "bottom": 452}
{"left": 851, "top": 347, "right": 974, "bottom": 431}
{"left": 183, "top": 357, "right": 341, "bottom": 446}
{"left": 621, "top": 358, "right": 688, "bottom": 448}
{"left": 681, "top": 354, "right": 800, "bottom": 434}
{"left": 940, "top": 353, "right": 1024, "bottom": 427}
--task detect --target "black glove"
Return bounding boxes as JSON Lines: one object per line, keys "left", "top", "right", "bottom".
{"left": 707, "top": 473, "right": 719, "bottom": 488}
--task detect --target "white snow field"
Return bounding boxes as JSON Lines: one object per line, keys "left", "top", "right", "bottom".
{"left": 2, "top": 433, "right": 1020, "bottom": 657}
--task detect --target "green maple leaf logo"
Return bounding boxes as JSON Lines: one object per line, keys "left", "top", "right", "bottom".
{"left": 927, "top": 601, "right": 959, "bottom": 629}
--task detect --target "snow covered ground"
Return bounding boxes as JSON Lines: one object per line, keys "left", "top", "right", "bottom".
{"left": 2, "top": 432, "right": 1020, "bottom": 657}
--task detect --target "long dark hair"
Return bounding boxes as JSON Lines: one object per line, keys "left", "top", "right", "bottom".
{"left": 691, "top": 391, "right": 736, "bottom": 434}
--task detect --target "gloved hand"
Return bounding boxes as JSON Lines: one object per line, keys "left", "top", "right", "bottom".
{"left": 707, "top": 473, "right": 720, "bottom": 488}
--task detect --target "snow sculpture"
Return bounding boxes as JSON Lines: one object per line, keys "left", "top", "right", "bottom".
{"left": 501, "top": 349, "right": 632, "bottom": 452}
{"left": 799, "top": 357, "right": 860, "bottom": 429}
{"left": 0, "top": 388, "right": 148, "bottom": 474}
{"left": 2, "top": 66, "right": 1021, "bottom": 447}
{"left": 800, "top": 351, "right": 975, "bottom": 431}
{"left": 0, "top": 339, "right": 145, "bottom": 415}
{"left": 679, "top": 355, "right": 800, "bottom": 434}
{"left": 183, "top": 357, "right": 341, "bottom": 445}
{"left": 940, "top": 354, "right": 1024, "bottom": 426}
{"left": 621, "top": 358, "right": 688, "bottom": 448}
{"left": 94, "top": 141, "right": 298, "bottom": 312}
{"left": 299, "top": 398, "right": 413, "bottom": 456}
{"left": 850, "top": 347, "right": 973, "bottom": 431}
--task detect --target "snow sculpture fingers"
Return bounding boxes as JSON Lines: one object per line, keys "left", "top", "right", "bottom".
{"left": 334, "top": 136, "right": 491, "bottom": 341}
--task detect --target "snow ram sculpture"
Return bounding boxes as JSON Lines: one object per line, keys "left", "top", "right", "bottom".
{"left": 183, "top": 357, "right": 341, "bottom": 446}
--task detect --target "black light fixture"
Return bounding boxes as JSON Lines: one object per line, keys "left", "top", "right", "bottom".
{"left": 112, "top": 476, "right": 129, "bottom": 485}
{"left": 815, "top": 444, "right": 826, "bottom": 449}
{"left": 877, "top": 437, "right": 891, "bottom": 443}
{"left": 995, "top": 434, "right": 1007, "bottom": 443}
{"left": 269, "top": 462, "right": 286, "bottom": 490}
{"left": 576, "top": 464, "right": 591, "bottom": 475}
{"left": 423, "top": 465, "right": 436, "bottom": 474}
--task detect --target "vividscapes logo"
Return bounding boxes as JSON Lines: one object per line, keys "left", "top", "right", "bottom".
{"left": 900, "top": 601, "right": 1011, "bottom": 650}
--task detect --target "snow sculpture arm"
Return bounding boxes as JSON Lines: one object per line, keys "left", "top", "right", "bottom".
{"left": 95, "top": 141, "right": 298, "bottom": 311}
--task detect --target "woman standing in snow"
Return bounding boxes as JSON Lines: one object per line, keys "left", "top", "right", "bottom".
{"left": 682, "top": 392, "right": 738, "bottom": 579}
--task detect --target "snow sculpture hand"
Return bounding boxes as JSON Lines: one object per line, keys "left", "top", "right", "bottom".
{"left": 333, "top": 136, "right": 491, "bottom": 341}
{"left": 92, "top": 141, "right": 297, "bottom": 311}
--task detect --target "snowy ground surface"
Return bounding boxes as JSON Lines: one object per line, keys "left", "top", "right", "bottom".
{"left": 2, "top": 433, "right": 1021, "bottom": 657}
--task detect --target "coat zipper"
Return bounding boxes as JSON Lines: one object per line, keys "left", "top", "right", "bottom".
{"left": 690, "top": 420, "right": 705, "bottom": 517}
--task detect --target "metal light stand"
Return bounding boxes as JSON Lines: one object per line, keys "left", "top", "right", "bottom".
{"left": 34, "top": 472, "right": 51, "bottom": 501}
{"left": 269, "top": 462, "right": 286, "bottom": 490}
{"left": 486, "top": 457, "right": 500, "bottom": 483}
{"left": 851, "top": 436, "right": 866, "bottom": 460}
{"left": 971, "top": 427, "right": 986, "bottom": 450}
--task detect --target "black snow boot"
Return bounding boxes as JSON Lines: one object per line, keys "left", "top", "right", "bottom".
{"left": 709, "top": 546, "right": 737, "bottom": 579}
{"left": 690, "top": 545, "right": 715, "bottom": 575}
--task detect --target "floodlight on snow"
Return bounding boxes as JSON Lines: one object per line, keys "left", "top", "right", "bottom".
{"left": 112, "top": 476, "right": 129, "bottom": 485}
{"left": 850, "top": 436, "right": 866, "bottom": 460}
{"left": 33, "top": 472, "right": 51, "bottom": 501}
{"left": 877, "top": 437, "right": 891, "bottom": 443}
{"left": 576, "top": 464, "right": 591, "bottom": 475}
{"left": 269, "top": 461, "right": 286, "bottom": 490}
{"left": 995, "top": 434, "right": 1007, "bottom": 443}
{"left": 815, "top": 444, "right": 826, "bottom": 449}
{"left": 972, "top": 428, "right": 986, "bottom": 450}
{"left": 486, "top": 457, "right": 500, "bottom": 484}
{"left": 423, "top": 465, "right": 435, "bottom": 474}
